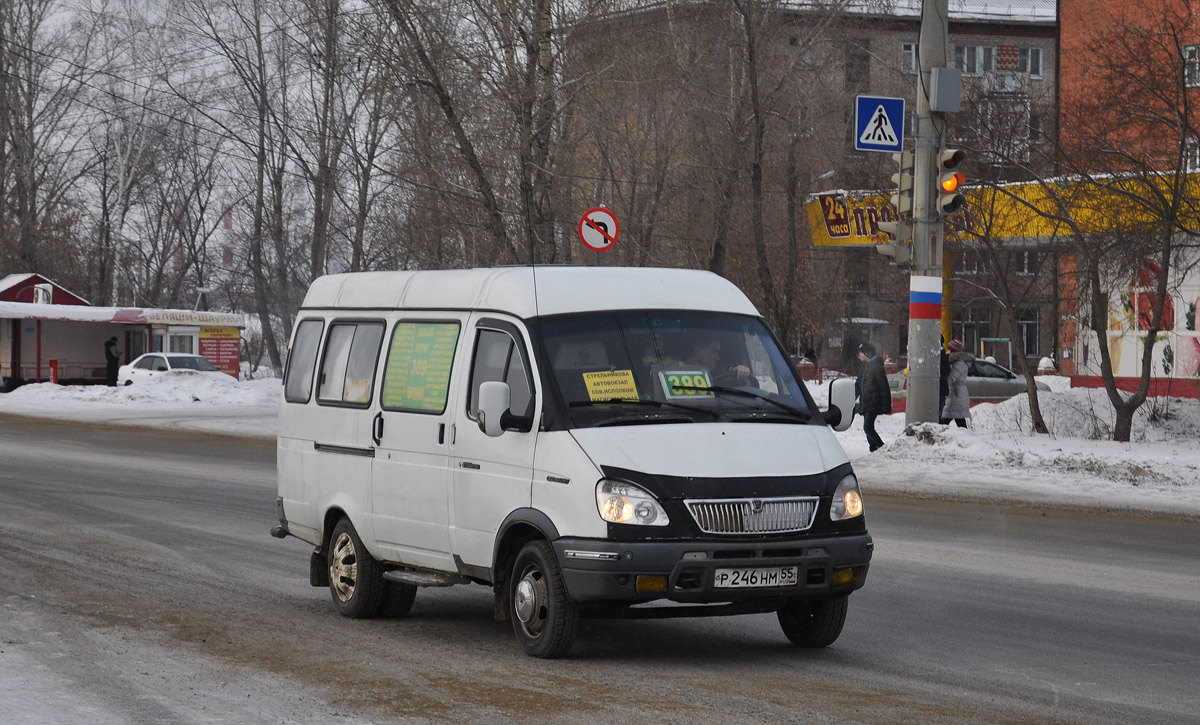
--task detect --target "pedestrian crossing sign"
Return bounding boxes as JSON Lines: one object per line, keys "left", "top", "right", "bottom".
{"left": 855, "top": 96, "right": 905, "bottom": 153}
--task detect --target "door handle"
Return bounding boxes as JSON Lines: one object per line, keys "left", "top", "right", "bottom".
{"left": 372, "top": 412, "right": 384, "bottom": 445}
{"left": 459, "top": 461, "right": 480, "bottom": 470}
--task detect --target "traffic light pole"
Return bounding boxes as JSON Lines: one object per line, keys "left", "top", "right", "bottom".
{"left": 905, "top": 0, "right": 950, "bottom": 425}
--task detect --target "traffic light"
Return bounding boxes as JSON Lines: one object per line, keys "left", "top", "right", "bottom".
{"left": 878, "top": 149, "right": 913, "bottom": 264}
{"left": 875, "top": 240, "right": 912, "bottom": 266}
{"left": 936, "top": 149, "right": 967, "bottom": 216}
{"left": 890, "top": 150, "right": 914, "bottom": 218}
{"left": 877, "top": 219, "right": 912, "bottom": 242}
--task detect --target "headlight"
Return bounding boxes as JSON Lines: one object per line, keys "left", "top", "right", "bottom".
{"left": 829, "top": 474, "right": 864, "bottom": 521}
{"left": 596, "top": 480, "right": 670, "bottom": 526}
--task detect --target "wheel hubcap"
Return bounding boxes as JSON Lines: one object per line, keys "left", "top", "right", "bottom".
{"left": 515, "top": 578, "right": 536, "bottom": 623}
{"left": 330, "top": 532, "right": 358, "bottom": 603}
{"left": 514, "top": 564, "right": 547, "bottom": 636}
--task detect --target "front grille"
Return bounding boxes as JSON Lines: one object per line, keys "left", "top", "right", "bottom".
{"left": 685, "top": 496, "right": 819, "bottom": 535}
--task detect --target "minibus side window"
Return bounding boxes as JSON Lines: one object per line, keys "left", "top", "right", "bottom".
{"left": 380, "top": 321, "right": 461, "bottom": 413}
{"left": 317, "top": 321, "right": 384, "bottom": 406}
{"left": 283, "top": 319, "right": 324, "bottom": 403}
{"left": 468, "top": 328, "right": 532, "bottom": 422}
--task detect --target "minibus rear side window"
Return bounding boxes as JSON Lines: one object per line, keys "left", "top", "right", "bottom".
{"left": 317, "top": 321, "right": 384, "bottom": 406}
{"left": 284, "top": 319, "right": 324, "bottom": 403}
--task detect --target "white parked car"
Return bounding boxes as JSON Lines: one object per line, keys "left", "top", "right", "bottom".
{"left": 117, "top": 353, "right": 233, "bottom": 386}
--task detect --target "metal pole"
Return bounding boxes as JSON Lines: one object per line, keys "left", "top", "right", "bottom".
{"left": 905, "top": 0, "right": 949, "bottom": 425}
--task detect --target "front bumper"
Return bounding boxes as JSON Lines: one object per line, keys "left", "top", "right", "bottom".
{"left": 553, "top": 532, "right": 872, "bottom": 605}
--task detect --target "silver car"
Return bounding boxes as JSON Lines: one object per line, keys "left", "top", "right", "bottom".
{"left": 888, "top": 358, "right": 1051, "bottom": 402}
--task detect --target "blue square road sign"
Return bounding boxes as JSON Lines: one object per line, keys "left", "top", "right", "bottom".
{"left": 855, "top": 96, "right": 905, "bottom": 153}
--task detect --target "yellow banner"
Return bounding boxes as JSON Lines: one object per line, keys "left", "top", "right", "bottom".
{"left": 199, "top": 326, "right": 240, "bottom": 339}
{"left": 806, "top": 173, "right": 1200, "bottom": 247}
{"left": 807, "top": 192, "right": 893, "bottom": 246}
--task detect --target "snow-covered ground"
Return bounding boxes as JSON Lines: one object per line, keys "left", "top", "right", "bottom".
{"left": 2, "top": 373, "right": 1197, "bottom": 518}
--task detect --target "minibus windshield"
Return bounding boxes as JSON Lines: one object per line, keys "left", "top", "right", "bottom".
{"left": 538, "top": 310, "right": 816, "bottom": 428}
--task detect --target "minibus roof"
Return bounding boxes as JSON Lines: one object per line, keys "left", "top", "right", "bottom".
{"left": 299, "top": 266, "right": 760, "bottom": 318}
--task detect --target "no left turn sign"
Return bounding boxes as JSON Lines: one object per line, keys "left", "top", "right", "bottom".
{"left": 579, "top": 208, "right": 619, "bottom": 252}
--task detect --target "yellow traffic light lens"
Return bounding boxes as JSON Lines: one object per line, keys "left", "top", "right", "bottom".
{"left": 940, "top": 171, "right": 966, "bottom": 192}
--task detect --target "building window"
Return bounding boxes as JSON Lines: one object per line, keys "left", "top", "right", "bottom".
{"left": 1017, "top": 250, "right": 1039, "bottom": 276}
{"left": 1018, "top": 47, "right": 1043, "bottom": 79}
{"left": 1029, "top": 112, "right": 1044, "bottom": 143}
{"left": 1019, "top": 309, "right": 1040, "bottom": 356}
{"left": 1185, "top": 45, "right": 1200, "bottom": 88}
{"left": 901, "top": 42, "right": 919, "bottom": 74}
{"left": 789, "top": 37, "right": 814, "bottom": 69}
{"left": 1186, "top": 137, "right": 1200, "bottom": 172}
{"left": 956, "top": 45, "right": 996, "bottom": 76}
{"left": 955, "top": 247, "right": 989, "bottom": 275}
{"left": 845, "top": 47, "right": 869, "bottom": 91}
{"left": 952, "top": 309, "right": 990, "bottom": 354}
{"left": 796, "top": 104, "right": 814, "bottom": 137}
{"left": 964, "top": 92, "right": 1033, "bottom": 163}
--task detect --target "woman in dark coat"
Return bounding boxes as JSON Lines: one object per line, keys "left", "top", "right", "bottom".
{"left": 857, "top": 342, "right": 891, "bottom": 452}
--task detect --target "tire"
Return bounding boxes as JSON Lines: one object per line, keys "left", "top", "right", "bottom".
{"left": 377, "top": 581, "right": 418, "bottom": 618}
{"left": 327, "top": 517, "right": 384, "bottom": 619}
{"left": 777, "top": 595, "right": 849, "bottom": 648}
{"left": 509, "top": 540, "right": 579, "bottom": 658}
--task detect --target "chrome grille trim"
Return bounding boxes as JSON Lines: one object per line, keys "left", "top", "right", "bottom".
{"left": 684, "top": 496, "right": 819, "bottom": 534}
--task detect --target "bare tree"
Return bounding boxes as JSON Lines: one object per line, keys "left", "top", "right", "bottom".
{"left": 1005, "top": 3, "right": 1200, "bottom": 441}
{"left": 0, "top": 0, "right": 97, "bottom": 283}
{"left": 182, "top": 0, "right": 294, "bottom": 370}
{"left": 949, "top": 69, "right": 1060, "bottom": 433}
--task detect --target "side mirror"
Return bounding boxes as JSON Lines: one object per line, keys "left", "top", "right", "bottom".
{"left": 823, "top": 378, "right": 856, "bottom": 432}
{"left": 477, "top": 380, "right": 511, "bottom": 437}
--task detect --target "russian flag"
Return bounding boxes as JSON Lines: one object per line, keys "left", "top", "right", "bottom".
{"left": 909, "top": 277, "right": 942, "bottom": 320}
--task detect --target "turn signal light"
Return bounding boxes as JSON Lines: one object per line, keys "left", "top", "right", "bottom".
{"left": 636, "top": 575, "right": 668, "bottom": 593}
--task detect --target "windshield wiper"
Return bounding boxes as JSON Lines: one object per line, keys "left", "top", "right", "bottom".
{"left": 568, "top": 398, "right": 722, "bottom": 418}
{"left": 669, "top": 385, "right": 812, "bottom": 421}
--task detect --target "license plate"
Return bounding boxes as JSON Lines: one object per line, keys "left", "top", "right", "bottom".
{"left": 713, "top": 566, "right": 798, "bottom": 589}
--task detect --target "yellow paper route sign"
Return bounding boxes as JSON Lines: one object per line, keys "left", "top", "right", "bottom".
{"left": 583, "top": 370, "right": 639, "bottom": 401}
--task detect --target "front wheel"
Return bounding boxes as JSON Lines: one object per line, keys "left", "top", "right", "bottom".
{"left": 327, "top": 517, "right": 384, "bottom": 618}
{"left": 509, "top": 540, "right": 579, "bottom": 658}
{"left": 777, "top": 596, "right": 848, "bottom": 648}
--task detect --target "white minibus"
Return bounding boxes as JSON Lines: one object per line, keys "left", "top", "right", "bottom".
{"left": 272, "top": 266, "right": 871, "bottom": 658}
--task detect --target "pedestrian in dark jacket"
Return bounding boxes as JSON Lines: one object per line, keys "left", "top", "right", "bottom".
{"left": 941, "top": 338, "right": 973, "bottom": 427}
{"left": 104, "top": 337, "right": 120, "bottom": 386}
{"left": 938, "top": 336, "right": 951, "bottom": 423}
{"left": 857, "top": 342, "right": 891, "bottom": 452}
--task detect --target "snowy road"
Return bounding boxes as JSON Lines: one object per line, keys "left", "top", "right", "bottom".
{"left": 2, "top": 417, "right": 1197, "bottom": 723}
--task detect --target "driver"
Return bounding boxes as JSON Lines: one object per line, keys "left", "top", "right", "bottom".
{"left": 685, "top": 339, "right": 753, "bottom": 386}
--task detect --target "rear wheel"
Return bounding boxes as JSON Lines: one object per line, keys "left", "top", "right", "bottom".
{"left": 327, "top": 517, "right": 384, "bottom": 618}
{"left": 377, "top": 581, "right": 418, "bottom": 618}
{"left": 777, "top": 596, "right": 848, "bottom": 647}
{"left": 509, "top": 540, "right": 578, "bottom": 658}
